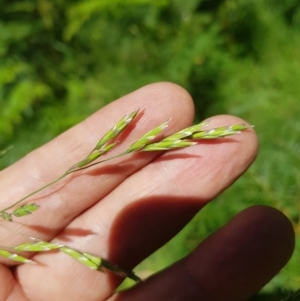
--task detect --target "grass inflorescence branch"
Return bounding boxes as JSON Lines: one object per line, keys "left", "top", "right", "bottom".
{"left": 0, "top": 110, "right": 253, "bottom": 280}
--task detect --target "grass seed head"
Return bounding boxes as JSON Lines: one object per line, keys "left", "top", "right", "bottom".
{"left": 127, "top": 120, "right": 169, "bottom": 152}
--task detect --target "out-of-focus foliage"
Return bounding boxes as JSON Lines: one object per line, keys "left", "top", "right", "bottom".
{"left": 1, "top": 0, "right": 300, "bottom": 298}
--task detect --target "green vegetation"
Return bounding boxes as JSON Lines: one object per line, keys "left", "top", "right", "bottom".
{"left": 1, "top": 0, "right": 299, "bottom": 299}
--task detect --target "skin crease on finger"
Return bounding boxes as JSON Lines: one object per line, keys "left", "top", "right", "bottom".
{"left": 0, "top": 82, "right": 258, "bottom": 301}
{"left": 109, "top": 206, "right": 295, "bottom": 301}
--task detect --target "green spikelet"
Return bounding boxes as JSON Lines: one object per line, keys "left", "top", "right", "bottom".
{"left": 127, "top": 120, "right": 169, "bottom": 152}
{"left": 142, "top": 140, "right": 196, "bottom": 151}
{"left": 94, "top": 110, "right": 139, "bottom": 151}
{"left": 163, "top": 121, "right": 209, "bottom": 141}
{"left": 12, "top": 203, "right": 40, "bottom": 217}
{"left": 0, "top": 249, "right": 35, "bottom": 264}
{"left": 191, "top": 124, "right": 253, "bottom": 139}
{"left": 60, "top": 247, "right": 97, "bottom": 268}
{"left": 0, "top": 212, "right": 13, "bottom": 221}
{"left": 14, "top": 241, "right": 63, "bottom": 251}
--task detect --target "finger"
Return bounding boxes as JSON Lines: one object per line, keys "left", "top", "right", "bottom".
{"left": 109, "top": 205, "right": 295, "bottom": 301}
{"left": 0, "top": 82, "right": 194, "bottom": 246}
{"left": 16, "top": 115, "right": 257, "bottom": 300}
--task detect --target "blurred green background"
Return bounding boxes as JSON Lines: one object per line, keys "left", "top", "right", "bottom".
{"left": 0, "top": 0, "right": 299, "bottom": 299}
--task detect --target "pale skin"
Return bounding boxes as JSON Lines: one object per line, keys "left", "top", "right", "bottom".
{"left": 0, "top": 83, "right": 294, "bottom": 301}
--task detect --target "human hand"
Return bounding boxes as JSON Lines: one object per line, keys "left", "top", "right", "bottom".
{"left": 0, "top": 83, "right": 294, "bottom": 301}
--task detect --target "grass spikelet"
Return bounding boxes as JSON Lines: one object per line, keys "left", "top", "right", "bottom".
{"left": 0, "top": 249, "right": 35, "bottom": 264}
{"left": 0, "top": 204, "right": 40, "bottom": 222}
{"left": 0, "top": 212, "right": 13, "bottom": 221}
{"left": 82, "top": 252, "right": 102, "bottom": 269}
{"left": 191, "top": 124, "right": 253, "bottom": 139}
{"left": 93, "top": 110, "right": 139, "bottom": 151}
{"left": 163, "top": 121, "right": 209, "bottom": 141}
{"left": 127, "top": 120, "right": 169, "bottom": 152}
{"left": 142, "top": 139, "right": 196, "bottom": 151}
{"left": 14, "top": 241, "right": 63, "bottom": 251}
{"left": 66, "top": 110, "right": 139, "bottom": 172}
{"left": 60, "top": 246, "right": 101, "bottom": 269}
{"left": 12, "top": 203, "right": 40, "bottom": 218}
